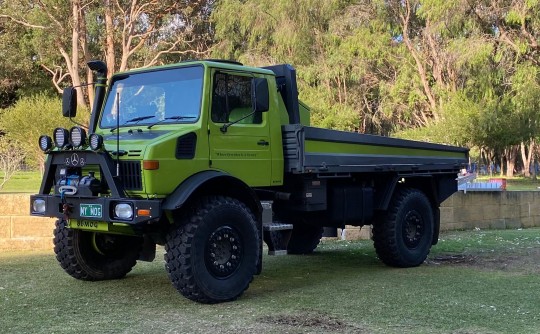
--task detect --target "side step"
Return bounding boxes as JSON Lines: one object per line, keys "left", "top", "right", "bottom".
{"left": 263, "top": 222, "right": 293, "bottom": 256}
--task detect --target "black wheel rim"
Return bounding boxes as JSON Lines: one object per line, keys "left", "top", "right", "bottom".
{"left": 205, "top": 226, "right": 242, "bottom": 278}
{"left": 402, "top": 211, "right": 425, "bottom": 248}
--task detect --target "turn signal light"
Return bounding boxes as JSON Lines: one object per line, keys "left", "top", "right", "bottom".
{"left": 137, "top": 209, "right": 151, "bottom": 217}
{"left": 143, "top": 160, "right": 159, "bottom": 170}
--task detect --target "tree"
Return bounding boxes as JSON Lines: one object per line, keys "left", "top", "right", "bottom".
{"left": 0, "top": 137, "right": 25, "bottom": 190}
{"left": 0, "top": 95, "right": 85, "bottom": 171}
{"left": 0, "top": 0, "right": 215, "bottom": 108}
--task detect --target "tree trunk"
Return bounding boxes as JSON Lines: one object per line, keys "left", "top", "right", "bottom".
{"left": 520, "top": 140, "right": 535, "bottom": 178}
{"left": 400, "top": 0, "right": 438, "bottom": 122}
{"left": 70, "top": 0, "right": 86, "bottom": 107}
{"left": 104, "top": 0, "right": 116, "bottom": 77}
{"left": 505, "top": 146, "right": 519, "bottom": 178}
{"left": 79, "top": 6, "right": 93, "bottom": 108}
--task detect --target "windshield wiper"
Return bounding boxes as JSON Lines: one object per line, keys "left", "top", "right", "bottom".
{"left": 147, "top": 116, "right": 197, "bottom": 129}
{"left": 110, "top": 115, "right": 156, "bottom": 132}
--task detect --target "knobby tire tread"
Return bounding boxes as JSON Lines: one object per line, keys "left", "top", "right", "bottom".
{"left": 372, "top": 188, "right": 433, "bottom": 268}
{"left": 164, "top": 196, "right": 258, "bottom": 304}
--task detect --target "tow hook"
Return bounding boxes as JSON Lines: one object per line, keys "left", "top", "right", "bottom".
{"left": 62, "top": 203, "right": 73, "bottom": 220}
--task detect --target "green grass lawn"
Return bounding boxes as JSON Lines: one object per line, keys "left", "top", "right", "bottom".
{"left": 0, "top": 170, "right": 41, "bottom": 193}
{"left": 1, "top": 228, "right": 539, "bottom": 334}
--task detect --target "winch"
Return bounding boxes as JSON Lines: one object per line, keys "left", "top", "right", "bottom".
{"left": 56, "top": 171, "right": 102, "bottom": 197}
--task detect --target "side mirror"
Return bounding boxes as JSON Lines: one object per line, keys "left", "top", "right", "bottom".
{"left": 252, "top": 78, "right": 269, "bottom": 113}
{"left": 62, "top": 87, "right": 77, "bottom": 118}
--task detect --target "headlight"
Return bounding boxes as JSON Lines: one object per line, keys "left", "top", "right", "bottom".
{"left": 69, "top": 127, "right": 87, "bottom": 148}
{"left": 38, "top": 135, "right": 53, "bottom": 152}
{"left": 32, "top": 199, "right": 46, "bottom": 213}
{"left": 53, "top": 128, "right": 69, "bottom": 148}
{"left": 114, "top": 203, "right": 133, "bottom": 220}
{"left": 89, "top": 133, "right": 103, "bottom": 151}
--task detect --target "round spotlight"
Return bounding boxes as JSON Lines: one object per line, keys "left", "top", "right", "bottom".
{"left": 89, "top": 133, "right": 103, "bottom": 151}
{"left": 69, "top": 126, "right": 87, "bottom": 148}
{"left": 38, "top": 135, "right": 53, "bottom": 152}
{"left": 53, "top": 128, "right": 70, "bottom": 148}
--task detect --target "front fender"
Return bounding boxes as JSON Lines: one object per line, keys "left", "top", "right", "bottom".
{"left": 162, "top": 170, "right": 262, "bottom": 218}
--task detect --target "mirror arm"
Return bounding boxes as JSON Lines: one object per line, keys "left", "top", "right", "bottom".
{"left": 220, "top": 111, "right": 256, "bottom": 133}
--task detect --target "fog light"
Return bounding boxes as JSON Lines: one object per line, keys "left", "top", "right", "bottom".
{"left": 38, "top": 135, "right": 53, "bottom": 152}
{"left": 114, "top": 203, "right": 133, "bottom": 220}
{"left": 89, "top": 133, "right": 103, "bottom": 151}
{"left": 33, "top": 199, "right": 46, "bottom": 213}
{"left": 69, "top": 126, "right": 87, "bottom": 148}
{"left": 53, "top": 128, "right": 69, "bottom": 148}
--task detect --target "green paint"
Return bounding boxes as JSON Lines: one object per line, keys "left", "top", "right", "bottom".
{"left": 305, "top": 140, "right": 466, "bottom": 159}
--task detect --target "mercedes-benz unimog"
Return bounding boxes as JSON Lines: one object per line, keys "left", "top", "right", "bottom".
{"left": 30, "top": 60, "right": 468, "bottom": 303}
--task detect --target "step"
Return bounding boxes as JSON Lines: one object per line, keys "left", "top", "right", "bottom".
{"left": 263, "top": 222, "right": 293, "bottom": 231}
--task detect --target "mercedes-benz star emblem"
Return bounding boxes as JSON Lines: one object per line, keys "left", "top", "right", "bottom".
{"left": 68, "top": 153, "right": 85, "bottom": 166}
{"left": 71, "top": 153, "right": 80, "bottom": 165}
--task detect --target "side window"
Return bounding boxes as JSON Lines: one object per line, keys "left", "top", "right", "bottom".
{"left": 211, "top": 72, "right": 262, "bottom": 124}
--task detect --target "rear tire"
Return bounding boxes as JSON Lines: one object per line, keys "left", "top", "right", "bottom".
{"left": 165, "top": 196, "right": 260, "bottom": 303}
{"left": 373, "top": 188, "right": 434, "bottom": 267}
{"left": 53, "top": 219, "right": 142, "bottom": 280}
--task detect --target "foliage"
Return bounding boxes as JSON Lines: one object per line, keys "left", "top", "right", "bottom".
{"left": 1, "top": 1, "right": 540, "bottom": 175}
{"left": 0, "top": 137, "right": 25, "bottom": 189}
{"left": 0, "top": 0, "right": 214, "bottom": 108}
{"left": 0, "top": 95, "right": 87, "bottom": 169}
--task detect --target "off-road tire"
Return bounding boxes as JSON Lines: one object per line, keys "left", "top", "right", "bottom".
{"left": 164, "top": 196, "right": 260, "bottom": 303}
{"left": 373, "top": 188, "right": 434, "bottom": 267}
{"left": 53, "top": 219, "right": 142, "bottom": 280}
{"left": 287, "top": 223, "right": 324, "bottom": 255}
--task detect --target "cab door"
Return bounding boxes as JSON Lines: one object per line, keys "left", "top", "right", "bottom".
{"left": 208, "top": 71, "right": 272, "bottom": 186}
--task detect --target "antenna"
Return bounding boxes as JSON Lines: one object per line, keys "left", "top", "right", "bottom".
{"left": 116, "top": 92, "right": 120, "bottom": 177}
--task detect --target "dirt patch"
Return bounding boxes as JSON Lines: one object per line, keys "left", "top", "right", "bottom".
{"left": 427, "top": 254, "right": 478, "bottom": 265}
{"left": 258, "top": 311, "right": 364, "bottom": 333}
{"left": 427, "top": 248, "right": 540, "bottom": 273}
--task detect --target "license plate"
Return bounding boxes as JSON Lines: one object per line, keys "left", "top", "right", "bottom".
{"left": 80, "top": 204, "right": 102, "bottom": 218}
{"left": 69, "top": 220, "right": 109, "bottom": 232}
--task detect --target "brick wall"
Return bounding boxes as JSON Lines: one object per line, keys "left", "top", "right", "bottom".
{"left": 440, "top": 191, "right": 540, "bottom": 230}
{"left": 337, "top": 191, "right": 540, "bottom": 240}
{"left": 2, "top": 192, "right": 540, "bottom": 250}
{"left": 0, "top": 194, "right": 55, "bottom": 251}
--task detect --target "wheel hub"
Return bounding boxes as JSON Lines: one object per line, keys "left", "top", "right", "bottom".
{"left": 205, "top": 226, "right": 242, "bottom": 278}
{"left": 403, "top": 211, "right": 424, "bottom": 248}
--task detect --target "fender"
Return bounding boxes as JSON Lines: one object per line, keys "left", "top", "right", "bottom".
{"left": 162, "top": 170, "right": 264, "bottom": 275}
{"left": 162, "top": 170, "right": 262, "bottom": 218}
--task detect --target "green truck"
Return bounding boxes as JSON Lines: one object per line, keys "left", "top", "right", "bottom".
{"left": 30, "top": 60, "right": 468, "bottom": 303}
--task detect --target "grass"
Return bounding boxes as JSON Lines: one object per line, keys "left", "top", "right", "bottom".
{"left": 1, "top": 228, "right": 539, "bottom": 334}
{"left": 0, "top": 170, "right": 41, "bottom": 193}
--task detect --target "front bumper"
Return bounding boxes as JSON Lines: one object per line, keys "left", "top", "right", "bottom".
{"left": 30, "top": 194, "right": 162, "bottom": 225}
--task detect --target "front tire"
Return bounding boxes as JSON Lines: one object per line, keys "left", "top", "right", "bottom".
{"left": 373, "top": 188, "right": 434, "bottom": 267}
{"left": 165, "top": 196, "right": 260, "bottom": 303}
{"left": 53, "top": 219, "right": 142, "bottom": 280}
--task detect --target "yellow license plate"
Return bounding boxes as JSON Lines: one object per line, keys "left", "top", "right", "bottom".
{"left": 69, "top": 220, "right": 109, "bottom": 232}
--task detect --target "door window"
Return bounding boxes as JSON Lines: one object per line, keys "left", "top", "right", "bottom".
{"left": 211, "top": 73, "right": 262, "bottom": 124}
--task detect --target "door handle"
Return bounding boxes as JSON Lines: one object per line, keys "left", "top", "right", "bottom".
{"left": 257, "top": 140, "right": 269, "bottom": 146}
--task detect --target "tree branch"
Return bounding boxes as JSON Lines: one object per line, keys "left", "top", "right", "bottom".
{"left": 0, "top": 14, "right": 46, "bottom": 29}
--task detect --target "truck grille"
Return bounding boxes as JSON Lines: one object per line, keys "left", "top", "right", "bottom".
{"left": 120, "top": 161, "right": 142, "bottom": 190}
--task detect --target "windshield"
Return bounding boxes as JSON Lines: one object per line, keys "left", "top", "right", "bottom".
{"left": 100, "top": 65, "right": 203, "bottom": 129}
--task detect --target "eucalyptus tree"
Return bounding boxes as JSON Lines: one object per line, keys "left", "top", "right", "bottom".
{"left": 0, "top": 0, "right": 215, "bottom": 109}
